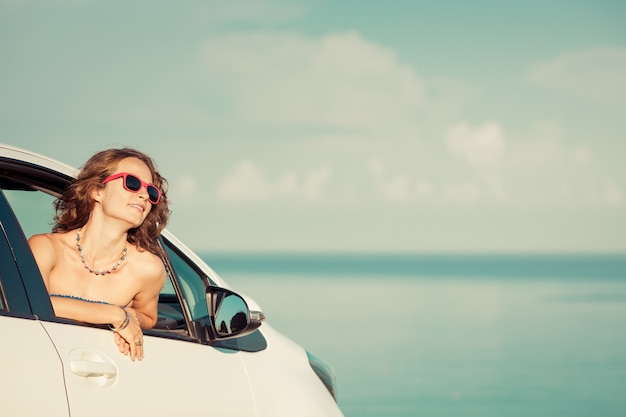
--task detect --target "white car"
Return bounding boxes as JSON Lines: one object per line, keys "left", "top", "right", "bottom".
{"left": 0, "top": 143, "right": 343, "bottom": 417}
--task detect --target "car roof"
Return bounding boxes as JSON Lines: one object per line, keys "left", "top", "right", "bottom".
{"left": 0, "top": 143, "right": 78, "bottom": 177}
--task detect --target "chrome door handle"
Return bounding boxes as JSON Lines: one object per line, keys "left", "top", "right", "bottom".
{"left": 70, "top": 360, "right": 117, "bottom": 378}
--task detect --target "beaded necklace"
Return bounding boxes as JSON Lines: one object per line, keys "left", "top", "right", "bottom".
{"left": 76, "top": 229, "right": 128, "bottom": 276}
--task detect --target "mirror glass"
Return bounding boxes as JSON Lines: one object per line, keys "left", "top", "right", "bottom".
{"left": 214, "top": 291, "right": 249, "bottom": 336}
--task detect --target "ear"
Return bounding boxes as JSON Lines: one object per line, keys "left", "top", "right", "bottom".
{"left": 91, "top": 185, "right": 103, "bottom": 203}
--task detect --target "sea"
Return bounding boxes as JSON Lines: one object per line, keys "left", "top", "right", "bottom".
{"left": 201, "top": 253, "right": 626, "bottom": 417}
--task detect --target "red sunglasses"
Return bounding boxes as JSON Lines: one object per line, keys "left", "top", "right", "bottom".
{"left": 102, "top": 172, "right": 162, "bottom": 204}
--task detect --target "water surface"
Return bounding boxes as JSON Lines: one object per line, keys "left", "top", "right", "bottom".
{"left": 203, "top": 254, "right": 626, "bottom": 417}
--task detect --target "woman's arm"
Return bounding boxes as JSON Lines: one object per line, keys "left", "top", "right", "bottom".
{"left": 52, "top": 296, "right": 144, "bottom": 361}
{"left": 129, "top": 254, "right": 166, "bottom": 330}
{"left": 49, "top": 296, "right": 128, "bottom": 326}
{"left": 27, "top": 234, "right": 56, "bottom": 290}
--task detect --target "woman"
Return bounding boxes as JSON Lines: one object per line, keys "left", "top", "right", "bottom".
{"left": 28, "top": 148, "right": 170, "bottom": 361}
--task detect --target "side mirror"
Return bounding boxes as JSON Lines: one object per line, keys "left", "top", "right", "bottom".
{"left": 205, "top": 286, "right": 264, "bottom": 341}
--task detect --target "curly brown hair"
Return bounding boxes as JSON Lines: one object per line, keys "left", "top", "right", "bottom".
{"left": 53, "top": 148, "right": 170, "bottom": 258}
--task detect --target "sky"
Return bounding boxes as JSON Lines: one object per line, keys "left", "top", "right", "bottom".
{"left": 1, "top": 0, "right": 625, "bottom": 254}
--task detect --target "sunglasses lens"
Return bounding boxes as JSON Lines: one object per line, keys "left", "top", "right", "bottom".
{"left": 116, "top": 173, "right": 160, "bottom": 204}
{"left": 147, "top": 186, "right": 160, "bottom": 204}
{"left": 124, "top": 175, "right": 142, "bottom": 192}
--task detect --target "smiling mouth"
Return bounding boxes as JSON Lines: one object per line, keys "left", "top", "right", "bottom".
{"left": 129, "top": 204, "right": 145, "bottom": 212}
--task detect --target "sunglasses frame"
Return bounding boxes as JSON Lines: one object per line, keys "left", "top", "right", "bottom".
{"left": 102, "top": 172, "right": 162, "bottom": 204}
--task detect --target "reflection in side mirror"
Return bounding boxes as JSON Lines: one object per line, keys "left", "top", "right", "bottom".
{"left": 206, "top": 286, "right": 264, "bottom": 341}
{"left": 215, "top": 292, "right": 248, "bottom": 336}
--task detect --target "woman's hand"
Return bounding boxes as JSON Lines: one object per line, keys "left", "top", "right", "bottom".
{"left": 112, "top": 307, "right": 144, "bottom": 361}
{"left": 114, "top": 331, "right": 131, "bottom": 356}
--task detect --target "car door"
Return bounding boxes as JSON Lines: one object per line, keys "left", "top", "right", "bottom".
{"left": 0, "top": 178, "right": 257, "bottom": 417}
{"left": 0, "top": 191, "right": 69, "bottom": 417}
{"left": 40, "top": 320, "right": 256, "bottom": 417}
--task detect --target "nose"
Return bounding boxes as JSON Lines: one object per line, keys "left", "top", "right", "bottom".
{"left": 137, "top": 186, "right": 150, "bottom": 200}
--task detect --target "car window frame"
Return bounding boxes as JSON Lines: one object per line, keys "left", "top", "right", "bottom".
{"left": 0, "top": 188, "right": 54, "bottom": 318}
{"left": 150, "top": 236, "right": 217, "bottom": 342}
{"left": 0, "top": 159, "right": 206, "bottom": 341}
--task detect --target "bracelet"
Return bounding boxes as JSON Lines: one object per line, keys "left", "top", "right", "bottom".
{"left": 108, "top": 306, "right": 130, "bottom": 332}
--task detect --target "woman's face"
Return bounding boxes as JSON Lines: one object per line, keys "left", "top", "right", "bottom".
{"left": 98, "top": 157, "right": 156, "bottom": 226}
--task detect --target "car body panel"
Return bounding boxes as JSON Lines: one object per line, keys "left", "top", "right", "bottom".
{"left": 0, "top": 316, "right": 69, "bottom": 417}
{"left": 240, "top": 324, "right": 343, "bottom": 417}
{"left": 40, "top": 321, "right": 257, "bottom": 417}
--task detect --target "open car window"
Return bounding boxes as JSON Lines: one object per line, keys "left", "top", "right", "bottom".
{"left": 1, "top": 186, "right": 195, "bottom": 338}
{"left": 161, "top": 239, "right": 210, "bottom": 321}
{"left": 3, "top": 188, "right": 57, "bottom": 239}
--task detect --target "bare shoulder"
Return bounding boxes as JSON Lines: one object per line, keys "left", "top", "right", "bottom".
{"left": 28, "top": 232, "right": 63, "bottom": 260}
{"left": 28, "top": 232, "right": 72, "bottom": 278}
{"left": 132, "top": 248, "right": 166, "bottom": 282}
{"left": 29, "top": 231, "right": 74, "bottom": 252}
{"left": 28, "top": 232, "right": 55, "bottom": 248}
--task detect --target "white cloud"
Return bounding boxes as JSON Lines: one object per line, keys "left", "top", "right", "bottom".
{"left": 275, "top": 172, "right": 298, "bottom": 195}
{"left": 215, "top": 160, "right": 272, "bottom": 203}
{"left": 208, "top": 119, "right": 621, "bottom": 210}
{"left": 199, "top": 30, "right": 423, "bottom": 132}
{"left": 414, "top": 180, "right": 434, "bottom": 198}
{"left": 445, "top": 122, "right": 505, "bottom": 167}
{"left": 604, "top": 182, "right": 623, "bottom": 205}
{"left": 215, "top": 160, "right": 332, "bottom": 204}
{"left": 369, "top": 159, "right": 415, "bottom": 203}
{"left": 191, "top": 33, "right": 622, "bottom": 211}
{"left": 368, "top": 159, "right": 384, "bottom": 177}
{"left": 572, "top": 146, "right": 592, "bottom": 164}
{"left": 384, "top": 175, "right": 411, "bottom": 202}
{"left": 176, "top": 175, "right": 198, "bottom": 198}
{"left": 443, "top": 183, "right": 482, "bottom": 204}
{"left": 526, "top": 46, "right": 626, "bottom": 101}
{"left": 302, "top": 166, "right": 332, "bottom": 200}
